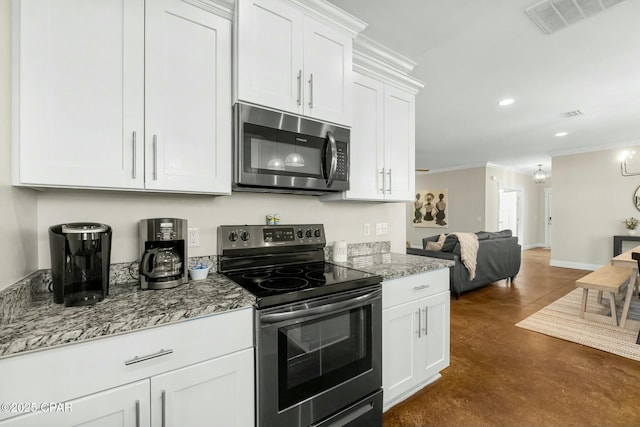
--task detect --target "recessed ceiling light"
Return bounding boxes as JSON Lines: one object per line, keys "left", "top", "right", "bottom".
{"left": 498, "top": 98, "right": 515, "bottom": 106}
{"left": 555, "top": 132, "right": 568, "bottom": 137}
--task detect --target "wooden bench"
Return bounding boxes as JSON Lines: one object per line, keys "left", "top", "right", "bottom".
{"left": 575, "top": 264, "right": 633, "bottom": 326}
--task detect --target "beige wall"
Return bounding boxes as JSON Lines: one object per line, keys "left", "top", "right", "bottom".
{"left": 0, "top": 3, "right": 406, "bottom": 288}
{"left": 407, "top": 165, "right": 546, "bottom": 249}
{"left": 0, "top": 1, "right": 38, "bottom": 290}
{"left": 551, "top": 147, "right": 639, "bottom": 269}
{"left": 406, "top": 167, "right": 486, "bottom": 247}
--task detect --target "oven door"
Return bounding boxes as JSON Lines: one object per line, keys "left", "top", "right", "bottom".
{"left": 256, "top": 285, "right": 382, "bottom": 427}
{"left": 234, "top": 103, "right": 349, "bottom": 193}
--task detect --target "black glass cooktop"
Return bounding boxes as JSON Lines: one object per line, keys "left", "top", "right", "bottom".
{"left": 223, "top": 262, "right": 382, "bottom": 308}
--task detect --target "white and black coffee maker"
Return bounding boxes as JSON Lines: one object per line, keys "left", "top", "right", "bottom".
{"left": 139, "top": 218, "right": 188, "bottom": 289}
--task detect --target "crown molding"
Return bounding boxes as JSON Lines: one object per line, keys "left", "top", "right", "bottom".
{"left": 353, "top": 35, "right": 424, "bottom": 94}
{"left": 292, "top": 0, "right": 367, "bottom": 38}
{"left": 181, "top": 0, "right": 234, "bottom": 18}
{"left": 549, "top": 138, "right": 640, "bottom": 158}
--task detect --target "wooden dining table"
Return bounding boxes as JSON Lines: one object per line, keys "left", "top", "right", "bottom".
{"left": 610, "top": 245, "right": 640, "bottom": 344}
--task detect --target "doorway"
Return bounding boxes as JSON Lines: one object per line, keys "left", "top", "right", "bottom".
{"left": 499, "top": 189, "right": 522, "bottom": 242}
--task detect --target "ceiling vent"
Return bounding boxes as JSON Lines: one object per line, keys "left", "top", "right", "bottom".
{"left": 526, "top": 0, "right": 626, "bottom": 34}
{"left": 561, "top": 109, "right": 584, "bottom": 117}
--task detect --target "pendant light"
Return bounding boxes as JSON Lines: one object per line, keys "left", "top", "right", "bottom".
{"left": 534, "top": 164, "right": 547, "bottom": 184}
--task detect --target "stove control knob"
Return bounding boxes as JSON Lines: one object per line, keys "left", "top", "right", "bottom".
{"left": 228, "top": 231, "right": 238, "bottom": 242}
{"left": 314, "top": 229, "right": 321, "bottom": 238}
{"left": 296, "top": 229, "right": 304, "bottom": 239}
{"left": 240, "top": 231, "right": 251, "bottom": 241}
{"left": 305, "top": 229, "right": 313, "bottom": 238}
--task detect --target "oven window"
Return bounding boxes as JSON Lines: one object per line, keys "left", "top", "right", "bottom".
{"left": 243, "top": 123, "right": 324, "bottom": 177}
{"left": 277, "top": 305, "right": 372, "bottom": 410}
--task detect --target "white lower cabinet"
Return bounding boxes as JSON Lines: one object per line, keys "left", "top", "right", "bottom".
{"left": 382, "top": 269, "right": 450, "bottom": 410}
{"left": 0, "top": 381, "right": 150, "bottom": 427}
{"left": 150, "top": 349, "right": 254, "bottom": 427}
{"left": 0, "top": 308, "right": 254, "bottom": 427}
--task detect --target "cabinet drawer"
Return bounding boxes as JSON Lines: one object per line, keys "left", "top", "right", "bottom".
{"left": 0, "top": 308, "right": 253, "bottom": 420}
{"left": 382, "top": 269, "right": 449, "bottom": 309}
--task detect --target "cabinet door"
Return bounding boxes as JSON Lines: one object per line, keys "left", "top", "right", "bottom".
{"left": 15, "top": 0, "right": 144, "bottom": 189}
{"left": 0, "top": 381, "right": 150, "bottom": 427}
{"left": 383, "top": 85, "right": 415, "bottom": 201}
{"left": 303, "top": 17, "right": 352, "bottom": 126}
{"left": 418, "top": 292, "right": 451, "bottom": 381}
{"left": 346, "top": 72, "right": 384, "bottom": 200}
{"left": 150, "top": 348, "right": 254, "bottom": 427}
{"left": 145, "top": 0, "right": 232, "bottom": 194}
{"left": 236, "top": 0, "right": 304, "bottom": 115}
{"left": 382, "top": 300, "right": 422, "bottom": 406}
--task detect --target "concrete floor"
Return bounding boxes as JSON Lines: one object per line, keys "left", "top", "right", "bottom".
{"left": 383, "top": 248, "right": 640, "bottom": 427}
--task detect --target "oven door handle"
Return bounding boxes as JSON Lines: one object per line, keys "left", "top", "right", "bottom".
{"left": 261, "top": 289, "right": 381, "bottom": 324}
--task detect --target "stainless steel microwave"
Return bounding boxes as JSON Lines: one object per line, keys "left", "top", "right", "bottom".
{"left": 233, "top": 103, "right": 350, "bottom": 195}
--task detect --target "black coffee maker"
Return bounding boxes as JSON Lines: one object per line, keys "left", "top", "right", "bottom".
{"left": 49, "top": 223, "right": 112, "bottom": 307}
{"left": 139, "top": 218, "right": 188, "bottom": 290}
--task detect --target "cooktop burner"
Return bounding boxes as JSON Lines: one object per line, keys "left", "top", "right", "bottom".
{"left": 223, "top": 261, "right": 380, "bottom": 308}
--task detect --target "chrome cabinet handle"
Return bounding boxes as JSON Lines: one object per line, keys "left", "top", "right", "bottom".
{"left": 308, "top": 73, "right": 314, "bottom": 109}
{"left": 414, "top": 284, "right": 430, "bottom": 291}
{"left": 297, "top": 69, "right": 302, "bottom": 106}
{"left": 379, "top": 169, "right": 385, "bottom": 193}
{"left": 417, "top": 308, "right": 421, "bottom": 338}
{"left": 161, "top": 390, "right": 167, "bottom": 427}
{"left": 153, "top": 135, "right": 158, "bottom": 180}
{"left": 124, "top": 348, "right": 173, "bottom": 366}
{"left": 387, "top": 169, "right": 392, "bottom": 194}
{"left": 422, "top": 307, "right": 428, "bottom": 335}
{"left": 135, "top": 400, "right": 140, "bottom": 427}
{"left": 132, "top": 131, "right": 137, "bottom": 179}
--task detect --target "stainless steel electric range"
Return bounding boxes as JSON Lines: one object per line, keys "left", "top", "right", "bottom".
{"left": 218, "top": 224, "right": 383, "bottom": 427}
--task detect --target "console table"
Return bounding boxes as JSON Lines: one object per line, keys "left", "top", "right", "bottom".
{"left": 613, "top": 235, "right": 640, "bottom": 257}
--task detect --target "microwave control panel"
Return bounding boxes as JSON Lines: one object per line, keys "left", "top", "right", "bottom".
{"left": 335, "top": 142, "right": 348, "bottom": 181}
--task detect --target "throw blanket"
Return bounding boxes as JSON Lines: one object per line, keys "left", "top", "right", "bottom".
{"left": 450, "top": 232, "right": 479, "bottom": 280}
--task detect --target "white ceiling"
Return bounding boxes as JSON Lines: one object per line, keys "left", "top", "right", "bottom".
{"left": 328, "top": 0, "right": 640, "bottom": 175}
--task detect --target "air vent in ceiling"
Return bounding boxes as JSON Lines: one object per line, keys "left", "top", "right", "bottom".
{"left": 561, "top": 109, "right": 584, "bottom": 117}
{"left": 526, "top": 0, "right": 626, "bottom": 34}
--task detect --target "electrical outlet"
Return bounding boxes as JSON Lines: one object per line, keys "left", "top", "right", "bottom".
{"left": 188, "top": 227, "right": 200, "bottom": 247}
{"left": 363, "top": 223, "right": 370, "bottom": 236}
{"left": 375, "top": 223, "right": 388, "bottom": 235}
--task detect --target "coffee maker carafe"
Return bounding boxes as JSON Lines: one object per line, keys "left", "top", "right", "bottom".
{"left": 139, "top": 218, "right": 187, "bottom": 289}
{"left": 49, "top": 223, "right": 112, "bottom": 307}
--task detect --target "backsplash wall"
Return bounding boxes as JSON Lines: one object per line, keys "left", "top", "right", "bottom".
{"left": 35, "top": 189, "right": 406, "bottom": 268}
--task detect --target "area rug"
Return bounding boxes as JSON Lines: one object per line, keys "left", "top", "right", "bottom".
{"left": 516, "top": 288, "right": 640, "bottom": 361}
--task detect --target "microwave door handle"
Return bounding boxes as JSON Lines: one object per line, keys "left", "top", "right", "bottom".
{"left": 324, "top": 131, "right": 338, "bottom": 187}
{"left": 260, "top": 289, "right": 380, "bottom": 325}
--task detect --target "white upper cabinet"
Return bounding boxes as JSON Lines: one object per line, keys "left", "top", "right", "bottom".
{"left": 235, "top": 0, "right": 364, "bottom": 126}
{"left": 322, "top": 35, "right": 423, "bottom": 202}
{"left": 145, "top": 0, "right": 232, "bottom": 193}
{"left": 383, "top": 84, "right": 415, "bottom": 202}
{"left": 13, "top": 0, "right": 145, "bottom": 190}
{"left": 13, "top": 0, "right": 232, "bottom": 194}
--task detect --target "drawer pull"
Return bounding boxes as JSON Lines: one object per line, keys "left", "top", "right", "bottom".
{"left": 124, "top": 348, "right": 173, "bottom": 366}
{"left": 414, "top": 284, "right": 430, "bottom": 291}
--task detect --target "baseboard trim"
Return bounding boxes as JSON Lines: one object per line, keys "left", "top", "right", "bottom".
{"left": 549, "top": 259, "right": 602, "bottom": 271}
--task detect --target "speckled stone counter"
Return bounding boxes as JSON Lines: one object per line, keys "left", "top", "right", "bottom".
{"left": 0, "top": 273, "right": 255, "bottom": 358}
{"left": 335, "top": 252, "right": 454, "bottom": 281}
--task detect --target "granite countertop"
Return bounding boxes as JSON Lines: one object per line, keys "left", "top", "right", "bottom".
{"left": 0, "top": 273, "right": 255, "bottom": 358}
{"left": 337, "top": 252, "right": 454, "bottom": 280}
{"left": 0, "top": 248, "right": 450, "bottom": 359}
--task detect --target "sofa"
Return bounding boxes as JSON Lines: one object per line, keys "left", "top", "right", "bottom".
{"left": 407, "top": 230, "right": 521, "bottom": 298}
